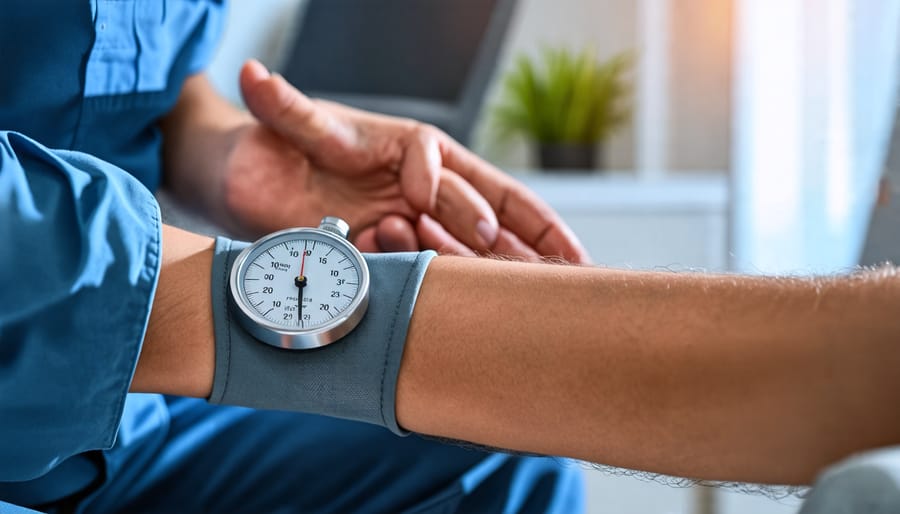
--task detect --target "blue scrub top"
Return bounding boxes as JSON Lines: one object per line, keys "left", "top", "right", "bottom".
{"left": 0, "top": 0, "right": 224, "bottom": 506}
{"left": 0, "top": 0, "right": 224, "bottom": 191}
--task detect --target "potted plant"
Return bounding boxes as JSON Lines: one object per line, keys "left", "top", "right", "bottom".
{"left": 489, "top": 48, "right": 632, "bottom": 171}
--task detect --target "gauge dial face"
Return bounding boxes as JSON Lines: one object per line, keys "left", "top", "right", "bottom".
{"left": 235, "top": 231, "right": 365, "bottom": 331}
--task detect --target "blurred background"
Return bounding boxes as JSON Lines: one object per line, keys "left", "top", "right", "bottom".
{"left": 203, "top": 1, "right": 900, "bottom": 512}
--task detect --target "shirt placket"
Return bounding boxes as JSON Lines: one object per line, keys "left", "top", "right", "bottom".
{"left": 84, "top": 0, "right": 139, "bottom": 98}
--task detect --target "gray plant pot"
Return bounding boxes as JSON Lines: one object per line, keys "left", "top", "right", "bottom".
{"left": 538, "top": 143, "right": 599, "bottom": 171}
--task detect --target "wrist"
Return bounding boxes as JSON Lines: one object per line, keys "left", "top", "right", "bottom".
{"left": 160, "top": 74, "right": 254, "bottom": 219}
{"left": 133, "top": 225, "right": 216, "bottom": 397}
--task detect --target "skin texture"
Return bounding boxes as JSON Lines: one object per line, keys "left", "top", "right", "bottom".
{"left": 134, "top": 228, "right": 900, "bottom": 486}
{"left": 398, "top": 258, "right": 900, "bottom": 485}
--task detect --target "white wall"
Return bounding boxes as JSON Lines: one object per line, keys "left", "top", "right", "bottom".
{"left": 731, "top": 0, "right": 900, "bottom": 274}
{"left": 667, "top": 0, "right": 732, "bottom": 171}
{"left": 206, "top": 0, "right": 306, "bottom": 104}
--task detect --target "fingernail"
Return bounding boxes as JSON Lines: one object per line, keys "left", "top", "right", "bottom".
{"left": 476, "top": 220, "right": 497, "bottom": 247}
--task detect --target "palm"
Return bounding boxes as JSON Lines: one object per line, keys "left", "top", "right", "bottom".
{"left": 223, "top": 124, "right": 413, "bottom": 241}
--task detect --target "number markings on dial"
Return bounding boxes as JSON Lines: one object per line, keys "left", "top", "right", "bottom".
{"left": 243, "top": 238, "right": 360, "bottom": 329}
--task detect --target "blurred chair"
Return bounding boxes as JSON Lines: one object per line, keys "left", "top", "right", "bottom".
{"left": 860, "top": 105, "right": 900, "bottom": 266}
{"left": 280, "top": 0, "right": 519, "bottom": 146}
{"left": 799, "top": 445, "right": 900, "bottom": 514}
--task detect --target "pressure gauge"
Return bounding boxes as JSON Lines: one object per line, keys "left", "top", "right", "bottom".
{"left": 229, "top": 217, "right": 370, "bottom": 350}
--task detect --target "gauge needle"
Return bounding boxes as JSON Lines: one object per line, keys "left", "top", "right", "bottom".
{"left": 295, "top": 242, "right": 308, "bottom": 325}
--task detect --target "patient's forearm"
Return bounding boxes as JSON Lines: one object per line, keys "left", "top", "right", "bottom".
{"left": 397, "top": 257, "right": 900, "bottom": 484}
{"left": 133, "top": 236, "right": 900, "bottom": 484}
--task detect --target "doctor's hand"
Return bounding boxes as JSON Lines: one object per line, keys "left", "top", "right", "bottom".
{"left": 225, "top": 60, "right": 589, "bottom": 263}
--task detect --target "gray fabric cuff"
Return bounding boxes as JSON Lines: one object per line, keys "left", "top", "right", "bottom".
{"left": 208, "top": 236, "right": 436, "bottom": 435}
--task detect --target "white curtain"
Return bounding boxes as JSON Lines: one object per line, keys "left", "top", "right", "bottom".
{"left": 732, "top": 0, "right": 900, "bottom": 274}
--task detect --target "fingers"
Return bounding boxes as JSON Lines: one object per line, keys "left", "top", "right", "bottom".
{"left": 491, "top": 229, "right": 541, "bottom": 260}
{"left": 353, "top": 227, "right": 380, "bottom": 253}
{"left": 354, "top": 216, "right": 420, "bottom": 253}
{"left": 438, "top": 138, "right": 591, "bottom": 264}
{"left": 494, "top": 184, "right": 592, "bottom": 264}
{"left": 431, "top": 169, "right": 498, "bottom": 251}
{"left": 416, "top": 215, "right": 477, "bottom": 256}
{"left": 397, "top": 129, "right": 441, "bottom": 214}
{"left": 239, "top": 60, "right": 355, "bottom": 151}
{"left": 374, "top": 215, "right": 420, "bottom": 252}
{"left": 418, "top": 215, "right": 543, "bottom": 261}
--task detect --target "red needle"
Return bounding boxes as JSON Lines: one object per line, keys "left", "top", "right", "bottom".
{"left": 295, "top": 241, "right": 308, "bottom": 327}
{"left": 299, "top": 241, "right": 307, "bottom": 278}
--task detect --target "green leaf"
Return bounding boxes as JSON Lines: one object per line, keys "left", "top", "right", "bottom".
{"left": 488, "top": 47, "right": 634, "bottom": 145}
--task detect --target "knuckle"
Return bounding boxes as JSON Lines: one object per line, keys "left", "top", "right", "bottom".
{"left": 409, "top": 121, "right": 444, "bottom": 142}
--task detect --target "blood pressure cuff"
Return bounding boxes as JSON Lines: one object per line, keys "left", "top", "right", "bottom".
{"left": 208, "top": 236, "right": 436, "bottom": 436}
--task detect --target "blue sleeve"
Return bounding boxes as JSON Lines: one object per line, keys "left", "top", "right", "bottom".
{"left": 0, "top": 132, "right": 161, "bottom": 481}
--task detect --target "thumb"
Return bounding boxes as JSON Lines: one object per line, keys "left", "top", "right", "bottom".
{"left": 239, "top": 59, "right": 351, "bottom": 150}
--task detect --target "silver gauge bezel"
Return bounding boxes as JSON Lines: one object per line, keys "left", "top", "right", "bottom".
{"left": 229, "top": 226, "right": 370, "bottom": 350}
